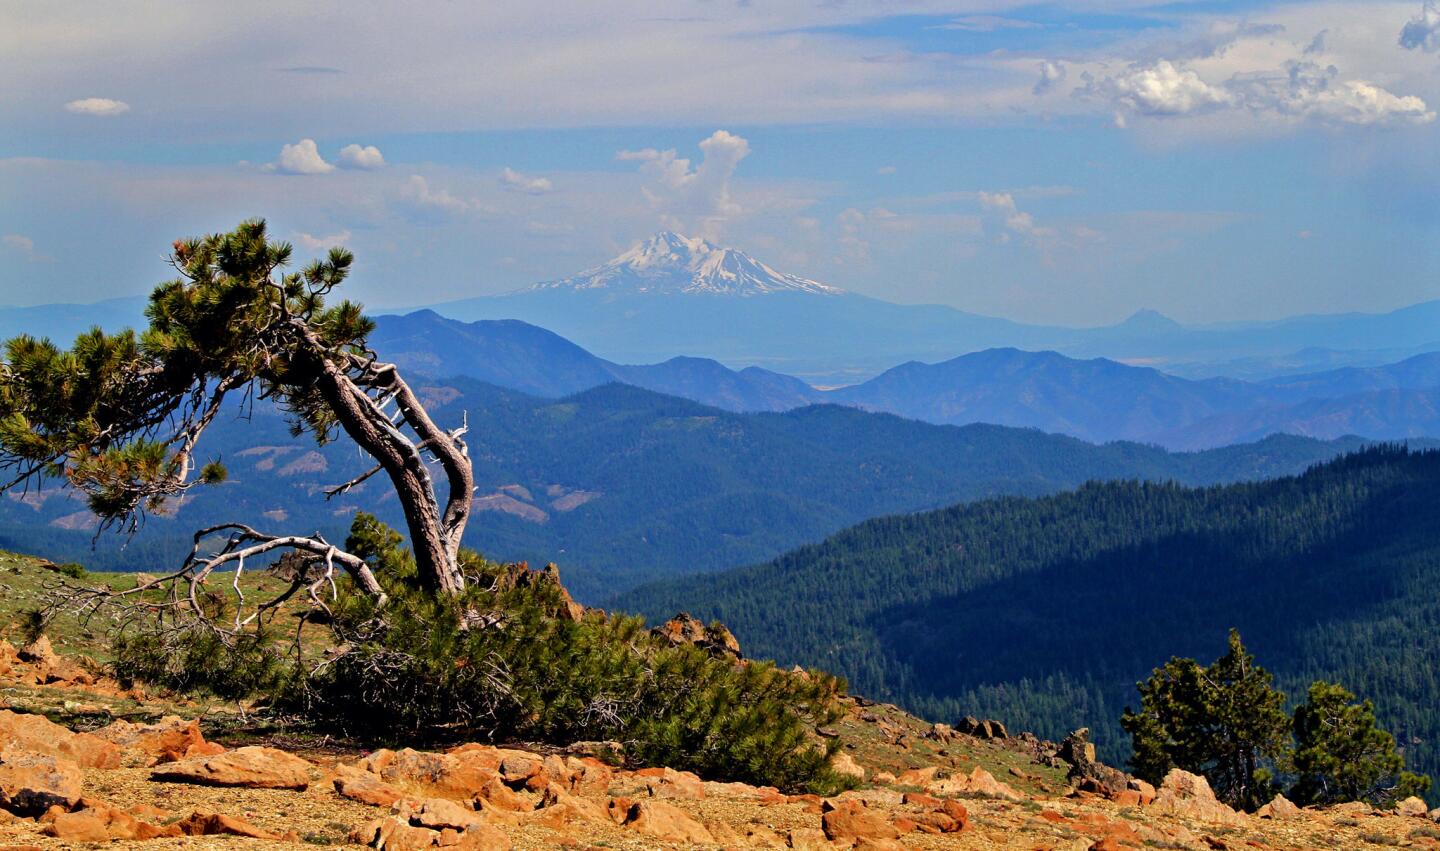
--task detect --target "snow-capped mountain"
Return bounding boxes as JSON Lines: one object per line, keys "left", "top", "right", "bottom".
{"left": 524, "top": 232, "right": 844, "bottom": 297}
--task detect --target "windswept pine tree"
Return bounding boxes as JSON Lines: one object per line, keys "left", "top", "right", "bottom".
{"left": 0, "top": 220, "right": 474, "bottom": 620}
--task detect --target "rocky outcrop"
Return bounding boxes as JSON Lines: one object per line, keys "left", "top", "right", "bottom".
{"left": 1257, "top": 793, "right": 1302, "bottom": 820}
{"left": 150, "top": 745, "right": 313, "bottom": 789}
{"left": 1151, "top": 768, "right": 1248, "bottom": 826}
{"left": 1059, "top": 728, "right": 1132, "bottom": 799}
{"left": 653, "top": 612, "right": 742, "bottom": 658}
{"left": 955, "top": 715, "right": 1009, "bottom": 740}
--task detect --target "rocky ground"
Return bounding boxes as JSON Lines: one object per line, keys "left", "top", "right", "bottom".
{"left": 3, "top": 557, "right": 1440, "bottom": 850}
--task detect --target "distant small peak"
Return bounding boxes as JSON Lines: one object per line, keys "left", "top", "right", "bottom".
{"left": 1119, "top": 309, "right": 1183, "bottom": 330}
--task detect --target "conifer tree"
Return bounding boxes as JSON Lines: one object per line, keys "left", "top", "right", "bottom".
{"left": 1122, "top": 630, "right": 1290, "bottom": 810}
{"left": 0, "top": 220, "right": 474, "bottom": 626}
{"left": 1290, "top": 680, "right": 1430, "bottom": 807}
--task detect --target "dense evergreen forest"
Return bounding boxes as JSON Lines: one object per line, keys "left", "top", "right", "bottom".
{"left": 618, "top": 447, "right": 1440, "bottom": 785}
{"left": 0, "top": 379, "right": 1395, "bottom": 602}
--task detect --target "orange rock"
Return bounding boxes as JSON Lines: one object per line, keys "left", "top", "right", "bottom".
{"left": 18, "top": 636, "right": 94, "bottom": 685}
{"left": 475, "top": 777, "right": 531, "bottom": 812}
{"left": 854, "top": 839, "right": 906, "bottom": 851}
{"left": 445, "top": 823, "right": 511, "bottom": 850}
{"left": 93, "top": 716, "right": 212, "bottom": 763}
{"left": 534, "top": 784, "right": 608, "bottom": 826}
{"left": 787, "top": 826, "right": 831, "bottom": 850}
{"left": 1257, "top": 794, "right": 1301, "bottom": 820}
{"left": 151, "top": 745, "right": 313, "bottom": 789}
{"left": 336, "top": 766, "right": 406, "bottom": 807}
{"left": 365, "top": 748, "right": 501, "bottom": 800}
{"left": 172, "top": 811, "right": 287, "bottom": 840}
{"left": 644, "top": 767, "right": 706, "bottom": 800}
{"left": 895, "top": 766, "right": 938, "bottom": 787}
{"left": 605, "top": 796, "right": 635, "bottom": 825}
{"left": 942, "top": 799, "right": 969, "bottom": 831}
{"left": 0, "top": 746, "right": 83, "bottom": 815}
{"left": 1152, "top": 769, "right": 1247, "bottom": 827}
{"left": 742, "top": 824, "right": 788, "bottom": 848}
{"left": 43, "top": 802, "right": 166, "bottom": 841}
{"left": 821, "top": 799, "right": 902, "bottom": 842}
{"left": 404, "top": 797, "right": 487, "bottom": 832}
{"left": 902, "top": 792, "right": 942, "bottom": 808}
{"left": 0, "top": 711, "right": 120, "bottom": 769}
{"left": 620, "top": 799, "right": 714, "bottom": 843}
{"left": 565, "top": 757, "right": 612, "bottom": 796}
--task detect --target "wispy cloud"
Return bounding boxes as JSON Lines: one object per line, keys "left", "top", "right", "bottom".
{"left": 499, "top": 167, "right": 554, "bottom": 194}
{"left": 64, "top": 97, "right": 129, "bottom": 116}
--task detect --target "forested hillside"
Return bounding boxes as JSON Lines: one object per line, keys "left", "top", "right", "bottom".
{"left": 617, "top": 447, "right": 1440, "bottom": 782}
{"left": 0, "top": 378, "right": 1395, "bottom": 602}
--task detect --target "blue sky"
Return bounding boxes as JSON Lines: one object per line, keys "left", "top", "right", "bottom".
{"left": 2, "top": 0, "right": 1439, "bottom": 325}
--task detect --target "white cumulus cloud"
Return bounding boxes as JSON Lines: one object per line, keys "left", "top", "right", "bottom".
{"left": 1084, "top": 58, "right": 1433, "bottom": 127}
{"left": 295, "top": 230, "right": 351, "bottom": 250}
{"left": 337, "top": 144, "right": 385, "bottom": 170}
{"left": 499, "top": 167, "right": 554, "bottom": 194}
{"left": 1401, "top": 1, "right": 1440, "bottom": 52}
{"left": 269, "top": 139, "right": 335, "bottom": 175}
{"left": 64, "top": 97, "right": 129, "bottom": 116}
{"left": 617, "top": 129, "right": 751, "bottom": 239}
{"left": 1087, "top": 61, "right": 1235, "bottom": 116}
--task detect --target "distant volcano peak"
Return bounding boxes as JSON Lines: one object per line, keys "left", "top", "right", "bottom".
{"left": 524, "top": 231, "right": 844, "bottom": 297}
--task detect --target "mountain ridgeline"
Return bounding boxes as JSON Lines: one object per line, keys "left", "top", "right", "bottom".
{"left": 0, "top": 378, "right": 1395, "bottom": 603}
{"left": 616, "top": 446, "right": 1440, "bottom": 784}
{"left": 369, "top": 312, "right": 1440, "bottom": 450}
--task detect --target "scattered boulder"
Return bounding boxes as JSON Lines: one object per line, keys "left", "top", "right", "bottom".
{"left": 401, "top": 797, "right": 486, "bottom": 832}
{"left": 93, "top": 715, "right": 221, "bottom": 763}
{"left": 336, "top": 766, "right": 406, "bottom": 807}
{"left": 172, "top": 811, "right": 291, "bottom": 840}
{"left": 1397, "top": 796, "right": 1429, "bottom": 818}
{"left": 1151, "top": 769, "right": 1247, "bottom": 827}
{"left": 821, "top": 799, "right": 901, "bottom": 843}
{"left": 355, "top": 748, "right": 496, "bottom": 800}
{"left": 43, "top": 801, "right": 166, "bottom": 841}
{"left": 532, "top": 784, "right": 609, "bottom": 827}
{"left": 0, "top": 746, "right": 83, "bottom": 815}
{"left": 638, "top": 766, "right": 706, "bottom": 799}
{"left": 151, "top": 745, "right": 313, "bottom": 789}
{"left": 955, "top": 715, "right": 1008, "bottom": 740}
{"left": 653, "top": 612, "right": 742, "bottom": 658}
{"left": 0, "top": 710, "right": 120, "bottom": 769}
{"left": 619, "top": 799, "right": 714, "bottom": 844}
{"left": 1256, "top": 794, "right": 1302, "bottom": 820}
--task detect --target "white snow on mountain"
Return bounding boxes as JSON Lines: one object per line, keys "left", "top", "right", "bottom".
{"left": 525, "top": 232, "right": 844, "bottom": 297}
